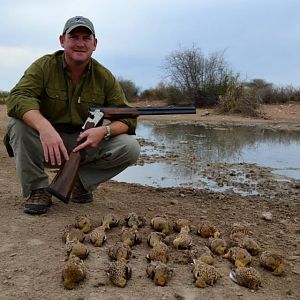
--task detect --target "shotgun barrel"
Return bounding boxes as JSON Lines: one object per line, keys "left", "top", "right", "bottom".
{"left": 90, "top": 106, "right": 196, "bottom": 120}
{"left": 135, "top": 106, "right": 196, "bottom": 115}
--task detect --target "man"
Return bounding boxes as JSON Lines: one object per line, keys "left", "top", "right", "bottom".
{"left": 4, "top": 16, "right": 140, "bottom": 215}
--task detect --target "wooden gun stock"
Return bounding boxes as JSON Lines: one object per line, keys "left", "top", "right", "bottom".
{"left": 46, "top": 151, "right": 83, "bottom": 204}
{"left": 46, "top": 120, "right": 100, "bottom": 204}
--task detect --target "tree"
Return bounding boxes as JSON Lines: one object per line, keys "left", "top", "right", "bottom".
{"left": 163, "top": 46, "right": 237, "bottom": 107}
{"left": 118, "top": 77, "right": 139, "bottom": 101}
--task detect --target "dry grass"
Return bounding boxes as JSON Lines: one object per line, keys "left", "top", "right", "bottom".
{"left": 217, "top": 84, "right": 262, "bottom": 117}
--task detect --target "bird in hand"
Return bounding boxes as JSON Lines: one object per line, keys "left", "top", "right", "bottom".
{"left": 62, "top": 256, "right": 86, "bottom": 290}
{"left": 259, "top": 251, "right": 285, "bottom": 276}
{"left": 230, "top": 267, "right": 262, "bottom": 290}
{"left": 74, "top": 215, "right": 92, "bottom": 233}
{"left": 146, "top": 261, "right": 173, "bottom": 286}
{"left": 224, "top": 247, "right": 252, "bottom": 268}
{"left": 108, "top": 242, "right": 132, "bottom": 262}
{"left": 151, "top": 216, "right": 170, "bottom": 235}
{"left": 89, "top": 226, "right": 107, "bottom": 247}
{"left": 106, "top": 260, "right": 132, "bottom": 288}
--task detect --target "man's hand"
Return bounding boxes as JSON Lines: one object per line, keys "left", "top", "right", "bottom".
{"left": 72, "top": 121, "right": 129, "bottom": 153}
{"left": 22, "top": 110, "right": 69, "bottom": 166}
{"left": 73, "top": 126, "right": 106, "bottom": 152}
{"left": 39, "top": 127, "right": 69, "bottom": 165}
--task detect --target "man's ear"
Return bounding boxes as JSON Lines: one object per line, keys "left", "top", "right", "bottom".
{"left": 59, "top": 35, "right": 65, "bottom": 48}
{"left": 93, "top": 37, "right": 98, "bottom": 50}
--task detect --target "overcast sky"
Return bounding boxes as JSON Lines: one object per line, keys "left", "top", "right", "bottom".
{"left": 1, "top": 0, "right": 300, "bottom": 92}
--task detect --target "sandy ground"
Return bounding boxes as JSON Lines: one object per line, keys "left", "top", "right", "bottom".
{"left": 0, "top": 103, "right": 299, "bottom": 300}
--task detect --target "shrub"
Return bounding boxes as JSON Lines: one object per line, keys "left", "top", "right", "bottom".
{"left": 162, "top": 46, "right": 238, "bottom": 107}
{"left": 0, "top": 90, "right": 9, "bottom": 104}
{"left": 118, "top": 78, "right": 139, "bottom": 101}
{"left": 243, "top": 79, "right": 300, "bottom": 104}
{"left": 140, "top": 82, "right": 169, "bottom": 101}
{"left": 217, "top": 83, "right": 262, "bottom": 117}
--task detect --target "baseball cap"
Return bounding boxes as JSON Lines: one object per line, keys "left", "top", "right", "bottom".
{"left": 63, "top": 16, "right": 95, "bottom": 35}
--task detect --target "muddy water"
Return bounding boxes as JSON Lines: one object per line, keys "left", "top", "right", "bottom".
{"left": 114, "top": 122, "right": 300, "bottom": 190}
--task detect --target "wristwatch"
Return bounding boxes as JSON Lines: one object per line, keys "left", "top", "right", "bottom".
{"left": 104, "top": 125, "right": 111, "bottom": 140}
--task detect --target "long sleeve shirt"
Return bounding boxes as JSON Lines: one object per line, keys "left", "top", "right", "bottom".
{"left": 6, "top": 50, "right": 137, "bottom": 134}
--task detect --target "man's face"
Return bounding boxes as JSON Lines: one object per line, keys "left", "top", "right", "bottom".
{"left": 60, "top": 27, "right": 97, "bottom": 64}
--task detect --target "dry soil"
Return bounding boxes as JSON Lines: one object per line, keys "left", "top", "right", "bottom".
{"left": 0, "top": 103, "right": 299, "bottom": 300}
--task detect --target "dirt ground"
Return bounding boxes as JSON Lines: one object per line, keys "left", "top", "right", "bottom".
{"left": 0, "top": 103, "right": 299, "bottom": 300}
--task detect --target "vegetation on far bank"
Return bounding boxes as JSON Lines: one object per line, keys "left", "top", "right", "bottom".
{"left": 118, "top": 46, "right": 300, "bottom": 118}
{"left": 2, "top": 46, "right": 300, "bottom": 117}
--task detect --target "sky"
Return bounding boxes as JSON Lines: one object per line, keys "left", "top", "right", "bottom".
{"left": 1, "top": 0, "right": 300, "bottom": 92}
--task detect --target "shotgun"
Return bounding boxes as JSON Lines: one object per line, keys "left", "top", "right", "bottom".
{"left": 47, "top": 106, "right": 196, "bottom": 203}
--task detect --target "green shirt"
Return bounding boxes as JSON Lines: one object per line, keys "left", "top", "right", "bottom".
{"left": 6, "top": 50, "right": 136, "bottom": 134}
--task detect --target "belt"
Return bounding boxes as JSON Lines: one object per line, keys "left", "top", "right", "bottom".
{"left": 54, "top": 124, "right": 83, "bottom": 133}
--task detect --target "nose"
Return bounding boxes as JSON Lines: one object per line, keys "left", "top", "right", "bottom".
{"left": 75, "top": 37, "right": 85, "bottom": 47}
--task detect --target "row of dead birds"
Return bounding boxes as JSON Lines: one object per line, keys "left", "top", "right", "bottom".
{"left": 61, "top": 213, "right": 285, "bottom": 290}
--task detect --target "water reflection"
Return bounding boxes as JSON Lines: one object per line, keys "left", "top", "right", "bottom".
{"left": 114, "top": 122, "right": 300, "bottom": 189}
{"left": 147, "top": 122, "right": 300, "bottom": 163}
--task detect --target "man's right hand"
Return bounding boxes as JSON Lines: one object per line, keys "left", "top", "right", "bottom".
{"left": 22, "top": 110, "right": 69, "bottom": 166}
{"left": 39, "top": 126, "right": 69, "bottom": 165}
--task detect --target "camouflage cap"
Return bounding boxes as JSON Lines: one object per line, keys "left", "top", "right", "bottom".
{"left": 63, "top": 16, "right": 95, "bottom": 35}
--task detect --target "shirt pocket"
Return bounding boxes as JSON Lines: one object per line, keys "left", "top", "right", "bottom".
{"left": 41, "top": 88, "right": 68, "bottom": 121}
{"left": 77, "top": 91, "right": 106, "bottom": 121}
{"left": 79, "top": 91, "right": 106, "bottom": 105}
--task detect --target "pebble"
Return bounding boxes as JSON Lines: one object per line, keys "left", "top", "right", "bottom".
{"left": 262, "top": 212, "right": 273, "bottom": 221}
{"left": 174, "top": 293, "right": 185, "bottom": 300}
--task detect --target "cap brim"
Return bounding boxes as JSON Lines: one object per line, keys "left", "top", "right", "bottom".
{"left": 65, "top": 24, "right": 94, "bottom": 35}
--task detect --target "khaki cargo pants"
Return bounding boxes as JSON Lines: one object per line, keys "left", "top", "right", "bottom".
{"left": 5, "top": 117, "right": 140, "bottom": 197}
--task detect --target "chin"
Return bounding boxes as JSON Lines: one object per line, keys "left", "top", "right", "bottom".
{"left": 72, "top": 52, "right": 89, "bottom": 62}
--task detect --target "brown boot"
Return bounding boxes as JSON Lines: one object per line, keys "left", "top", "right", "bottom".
{"left": 71, "top": 177, "right": 93, "bottom": 204}
{"left": 24, "top": 188, "right": 52, "bottom": 215}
